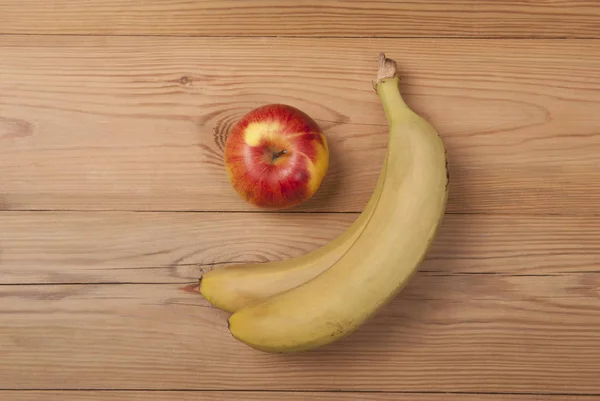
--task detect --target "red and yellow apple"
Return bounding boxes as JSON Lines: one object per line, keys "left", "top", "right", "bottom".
{"left": 223, "top": 104, "right": 329, "bottom": 209}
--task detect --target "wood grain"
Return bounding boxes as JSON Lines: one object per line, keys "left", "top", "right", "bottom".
{"left": 1, "top": 212, "right": 599, "bottom": 284}
{"left": 1, "top": 391, "right": 597, "bottom": 401}
{"left": 2, "top": 2, "right": 600, "bottom": 397}
{"left": 1, "top": 0, "right": 600, "bottom": 38}
{"left": 2, "top": 36, "right": 600, "bottom": 214}
{"left": 1, "top": 278, "right": 599, "bottom": 392}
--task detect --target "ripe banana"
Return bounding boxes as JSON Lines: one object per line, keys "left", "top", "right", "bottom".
{"left": 228, "top": 53, "right": 449, "bottom": 353}
{"left": 200, "top": 152, "right": 388, "bottom": 313}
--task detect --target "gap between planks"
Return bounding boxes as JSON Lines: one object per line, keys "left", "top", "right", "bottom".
{"left": 0, "top": 34, "right": 596, "bottom": 39}
{"left": 1, "top": 390, "right": 599, "bottom": 401}
{"left": 2, "top": 389, "right": 600, "bottom": 396}
{"left": 3, "top": 210, "right": 600, "bottom": 218}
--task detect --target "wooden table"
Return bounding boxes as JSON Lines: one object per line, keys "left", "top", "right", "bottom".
{"left": 1, "top": 1, "right": 600, "bottom": 400}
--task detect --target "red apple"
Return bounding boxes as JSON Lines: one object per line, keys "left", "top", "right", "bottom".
{"left": 223, "top": 104, "right": 329, "bottom": 209}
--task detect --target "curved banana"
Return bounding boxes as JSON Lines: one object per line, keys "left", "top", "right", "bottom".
{"left": 199, "top": 152, "right": 388, "bottom": 313}
{"left": 228, "top": 53, "right": 449, "bottom": 353}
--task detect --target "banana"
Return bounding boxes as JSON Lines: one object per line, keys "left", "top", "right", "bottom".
{"left": 200, "top": 151, "right": 388, "bottom": 313}
{"left": 227, "top": 53, "right": 449, "bottom": 353}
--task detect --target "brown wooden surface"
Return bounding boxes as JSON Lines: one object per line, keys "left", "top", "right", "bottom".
{"left": 2, "top": 37, "right": 600, "bottom": 214}
{"left": 2, "top": 277, "right": 600, "bottom": 392}
{"left": 1, "top": 0, "right": 600, "bottom": 38}
{"left": 1, "top": 2, "right": 599, "bottom": 400}
{"left": 1, "top": 392, "right": 597, "bottom": 401}
{"left": 1, "top": 212, "right": 599, "bottom": 284}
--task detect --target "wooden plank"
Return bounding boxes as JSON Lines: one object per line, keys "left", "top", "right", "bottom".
{"left": 2, "top": 37, "right": 600, "bottom": 214}
{"left": 0, "top": 211, "right": 357, "bottom": 284}
{"left": 1, "top": 277, "right": 599, "bottom": 392}
{"left": 1, "top": 391, "right": 596, "bottom": 401}
{"left": 1, "top": 212, "right": 599, "bottom": 284}
{"left": 1, "top": 1, "right": 599, "bottom": 38}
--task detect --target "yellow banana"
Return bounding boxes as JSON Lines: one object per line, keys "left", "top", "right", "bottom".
{"left": 200, "top": 152, "right": 388, "bottom": 313}
{"left": 228, "top": 53, "right": 449, "bottom": 353}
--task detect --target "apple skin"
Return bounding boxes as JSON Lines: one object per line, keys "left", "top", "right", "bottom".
{"left": 223, "top": 104, "right": 329, "bottom": 209}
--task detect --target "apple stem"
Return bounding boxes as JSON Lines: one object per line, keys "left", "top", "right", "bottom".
{"left": 272, "top": 149, "right": 287, "bottom": 161}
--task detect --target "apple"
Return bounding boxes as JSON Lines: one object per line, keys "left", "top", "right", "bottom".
{"left": 223, "top": 104, "right": 329, "bottom": 209}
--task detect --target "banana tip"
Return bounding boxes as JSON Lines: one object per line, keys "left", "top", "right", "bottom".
{"left": 181, "top": 282, "right": 200, "bottom": 294}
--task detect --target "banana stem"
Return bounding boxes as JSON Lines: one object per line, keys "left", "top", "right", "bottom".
{"left": 375, "top": 53, "right": 409, "bottom": 124}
